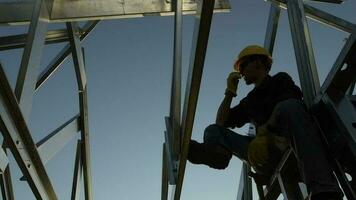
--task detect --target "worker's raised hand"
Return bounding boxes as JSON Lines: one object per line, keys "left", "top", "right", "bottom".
{"left": 225, "top": 71, "right": 242, "bottom": 97}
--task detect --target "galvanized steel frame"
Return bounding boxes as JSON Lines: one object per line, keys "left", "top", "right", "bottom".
{"left": 0, "top": 0, "right": 230, "bottom": 199}
{"left": 0, "top": 1, "right": 99, "bottom": 199}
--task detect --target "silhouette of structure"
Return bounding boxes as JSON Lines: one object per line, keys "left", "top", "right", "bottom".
{"left": 0, "top": 0, "right": 229, "bottom": 199}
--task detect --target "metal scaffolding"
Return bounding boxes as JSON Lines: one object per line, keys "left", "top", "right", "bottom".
{"left": 1, "top": 0, "right": 355, "bottom": 199}
{"left": 162, "top": 0, "right": 356, "bottom": 200}
{"left": 0, "top": 0, "right": 230, "bottom": 199}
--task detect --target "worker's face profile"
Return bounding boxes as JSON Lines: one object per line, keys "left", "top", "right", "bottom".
{"left": 241, "top": 59, "right": 260, "bottom": 85}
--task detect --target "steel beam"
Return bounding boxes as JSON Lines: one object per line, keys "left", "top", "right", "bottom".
{"left": 169, "top": 0, "right": 182, "bottom": 168}
{"left": 78, "top": 89, "right": 93, "bottom": 200}
{"left": 35, "top": 21, "right": 99, "bottom": 91}
{"left": 14, "top": 0, "right": 49, "bottom": 120}
{"left": 164, "top": 117, "right": 177, "bottom": 184}
{"left": 67, "top": 22, "right": 93, "bottom": 200}
{"left": 161, "top": 144, "right": 169, "bottom": 200}
{"left": 322, "top": 95, "right": 356, "bottom": 155}
{"left": 66, "top": 22, "right": 87, "bottom": 90}
{"left": 0, "top": 148, "right": 9, "bottom": 173}
{"left": 0, "top": 63, "right": 57, "bottom": 199}
{"left": 236, "top": 165, "right": 245, "bottom": 200}
{"left": 0, "top": 1, "right": 230, "bottom": 25}
{"left": 0, "top": 29, "right": 69, "bottom": 51}
{"left": 269, "top": 0, "right": 356, "bottom": 33}
{"left": 0, "top": 165, "right": 14, "bottom": 200}
{"left": 71, "top": 140, "right": 82, "bottom": 200}
{"left": 319, "top": 34, "right": 356, "bottom": 99}
{"left": 243, "top": 164, "right": 252, "bottom": 200}
{"left": 37, "top": 115, "right": 80, "bottom": 164}
{"left": 173, "top": 0, "right": 215, "bottom": 199}
{"left": 0, "top": 146, "right": 14, "bottom": 200}
{"left": 264, "top": 4, "right": 281, "bottom": 55}
{"left": 277, "top": 172, "right": 303, "bottom": 200}
{"left": 286, "top": 0, "right": 320, "bottom": 107}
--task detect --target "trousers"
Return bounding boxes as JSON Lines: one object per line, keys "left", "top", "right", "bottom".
{"left": 203, "top": 99, "right": 342, "bottom": 195}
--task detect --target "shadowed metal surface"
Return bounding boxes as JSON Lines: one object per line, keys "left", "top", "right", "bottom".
{"left": 0, "top": 0, "right": 230, "bottom": 24}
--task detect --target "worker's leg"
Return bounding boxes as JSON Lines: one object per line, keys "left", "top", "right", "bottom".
{"left": 203, "top": 124, "right": 254, "bottom": 162}
{"left": 188, "top": 124, "right": 254, "bottom": 169}
{"left": 268, "top": 99, "right": 343, "bottom": 197}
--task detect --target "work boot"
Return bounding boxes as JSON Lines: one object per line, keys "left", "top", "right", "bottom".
{"left": 187, "top": 140, "right": 232, "bottom": 170}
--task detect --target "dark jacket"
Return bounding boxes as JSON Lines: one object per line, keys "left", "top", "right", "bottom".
{"left": 225, "top": 72, "right": 303, "bottom": 128}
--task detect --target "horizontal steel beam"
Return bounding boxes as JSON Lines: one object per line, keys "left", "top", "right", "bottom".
{"left": 174, "top": 0, "right": 215, "bottom": 199}
{"left": 0, "top": 63, "right": 57, "bottom": 199}
{"left": 0, "top": 0, "right": 230, "bottom": 25}
{"left": 270, "top": 0, "right": 356, "bottom": 33}
{"left": 0, "top": 29, "right": 69, "bottom": 51}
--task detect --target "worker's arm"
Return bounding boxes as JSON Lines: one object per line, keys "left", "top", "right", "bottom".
{"left": 215, "top": 72, "right": 241, "bottom": 126}
{"left": 216, "top": 92, "right": 234, "bottom": 126}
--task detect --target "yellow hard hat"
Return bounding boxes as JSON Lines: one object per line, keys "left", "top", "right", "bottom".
{"left": 234, "top": 45, "right": 272, "bottom": 71}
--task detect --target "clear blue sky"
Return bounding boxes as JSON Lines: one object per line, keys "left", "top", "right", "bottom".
{"left": 0, "top": 0, "right": 356, "bottom": 199}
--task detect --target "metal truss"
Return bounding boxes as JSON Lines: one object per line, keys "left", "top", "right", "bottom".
{"left": 160, "top": 0, "right": 355, "bottom": 199}
{"left": 0, "top": 0, "right": 230, "bottom": 199}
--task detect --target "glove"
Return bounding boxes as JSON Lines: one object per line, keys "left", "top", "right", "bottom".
{"left": 225, "top": 71, "right": 241, "bottom": 97}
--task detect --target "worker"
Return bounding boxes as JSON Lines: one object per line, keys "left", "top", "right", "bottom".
{"left": 187, "top": 45, "right": 344, "bottom": 200}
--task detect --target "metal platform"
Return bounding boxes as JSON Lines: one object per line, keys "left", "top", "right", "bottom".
{"left": 0, "top": 0, "right": 230, "bottom": 25}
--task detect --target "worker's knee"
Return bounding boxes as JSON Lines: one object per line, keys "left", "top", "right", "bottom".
{"left": 203, "top": 124, "right": 225, "bottom": 144}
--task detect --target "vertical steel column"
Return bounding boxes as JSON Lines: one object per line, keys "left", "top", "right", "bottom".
{"left": 173, "top": 0, "right": 215, "bottom": 199}
{"left": 67, "top": 22, "right": 93, "bottom": 200}
{"left": 264, "top": 4, "right": 281, "bottom": 54}
{"left": 161, "top": 144, "right": 169, "bottom": 200}
{"left": 170, "top": 0, "right": 182, "bottom": 160}
{"left": 14, "top": 0, "right": 49, "bottom": 119}
{"left": 277, "top": 173, "right": 304, "bottom": 200}
{"left": 242, "top": 164, "right": 252, "bottom": 200}
{"left": 286, "top": 0, "right": 320, "bottom": 107}
{"left": 71, "top": 140, "right": 83, "bottom": 200}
